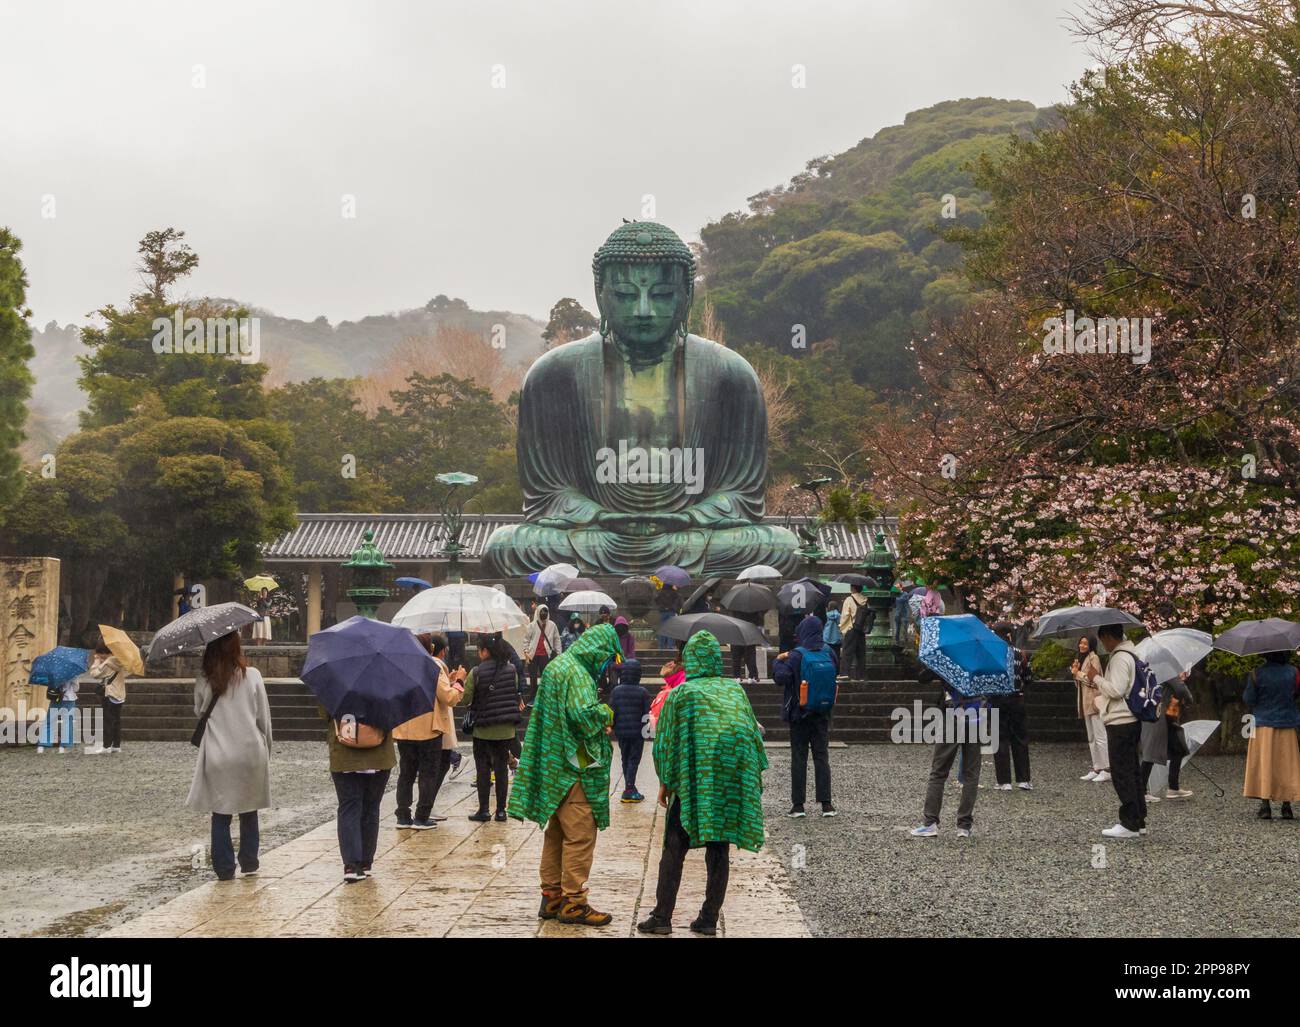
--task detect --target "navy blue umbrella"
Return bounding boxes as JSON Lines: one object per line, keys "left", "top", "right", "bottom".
{"left": 29, "top": 647, "right": 91, "bottom": 686}
{"left": 302, "top": 616, "right": 439, "bottom": 732}
{"left": 394, "top": 576, "right": 432, "bottom": 592}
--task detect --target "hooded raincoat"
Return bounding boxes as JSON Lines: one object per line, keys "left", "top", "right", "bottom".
{"left": 652, "top": 631, "right": 768, "bottom": 852}
{"left": 507, "top": 623, "right": 620, "bottom": 830}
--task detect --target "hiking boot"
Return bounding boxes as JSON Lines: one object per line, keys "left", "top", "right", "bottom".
{"left": 537, "top": 894, "right": 563, "bottom": 920}
{"left": 786, "top": 805, "right": 806, "bottom": 818}
{"left": 689, "top": 917, "right": 717, "bottom": 936}
{"left": 636, "top": 913, "right": 672, "bottom": 935}
{"left": 468, "top": 809, "right": 490, "bottom": 822}
{"left": 1257, "top": 800, "right": 1273, "bottom": 820}
{"left": 1281, "top": 802, "right": 1294, "bottom": 820}
{"left": 558, "top": 901, "right": 612, "bottom": 927}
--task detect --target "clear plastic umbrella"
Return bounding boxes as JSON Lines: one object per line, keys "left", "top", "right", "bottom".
{"left": 392, "top": 583, "right": 528, "bottom": 634}
{"left": 533, "top": 563, "right": 579, "bottom": 597}
{"left": 1136, "top": 628, "right": 1212, "bottom": 684}
{"left": 559, "top": 590, "right": 618, "bottom": 613}
{"left": 738, "top": 564, "right": 782, "bottom": 581}
{"left": 1146, "top": 720, "right": 1222, "bottom": 796}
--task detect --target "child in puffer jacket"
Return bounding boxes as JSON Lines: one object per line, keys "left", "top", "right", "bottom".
{"left": 611, "top": 660, "right": 651, "bottom": 802}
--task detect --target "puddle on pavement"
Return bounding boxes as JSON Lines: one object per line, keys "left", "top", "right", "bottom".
{"left": 30, "top": 900, "right": 127, "bottom": 938}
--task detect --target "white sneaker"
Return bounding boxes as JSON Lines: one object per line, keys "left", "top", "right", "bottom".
{"left": 1139, "top": 827, "right": 1148, "bottom": 835}
{"left": 36, "top": 747, "right": 47, "bottom": 755}
{"left": 956, "top": 827, "right": 972, "bottom": 838}
{"left": 995, "top": 783, "right": 1012, "bottom": 791}
{"left": 1018, "top": 782, "right": 1033, "bottom": 791}
{"left": 909, "top": 823, "right": 938, "bottom": 838}
{"left": 1080, "top": 770, "right": 1098, "bottom": 781}
{"left": 1101, "top": 823, "right": 1140, "bottom": 839}
{"left": 107, "top": 746, "right": 122, "bottom": 754}
{"left": 1093, "top": 771, "right": 1111, "bottom": 783}
{"left": 1145, "top": 794, "right": 1161, "bottom": 803}
{"left": 1165, "top": 789, "right": 1193, "bottom": 800}
{"left": 84, "top": 745, "right": 105, "bottom": 755}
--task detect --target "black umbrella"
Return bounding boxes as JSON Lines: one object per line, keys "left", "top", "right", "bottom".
{"left": 562, "top": 577, "right": 601, "bottom": 594}
{"left": 681, "top": 576, "right": 723, "bottom": 613}
{"left": 1212, "top": 618, "right": 1300, "bottom": 657}
{"left": 1029, "top": 605, "right": 1145, "bottom": 639}
{"left": 833, "top": 573, "right": 878, "bottom": 589}
{"left": 145, "top": 602, "right": 261, "bottom": 662}
{"left": 660, "top": 612, "right": 768, "bottom": 647}
{"left": 777, "top": 577, "right": 831, "bottom": 614}
{"left": 722, "top": 583, "right": 777, "bottom": 614}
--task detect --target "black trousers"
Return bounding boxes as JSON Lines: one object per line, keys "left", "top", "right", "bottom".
{"left": 731, "top": 645, "right": 758, "bottom": 680}
{"left": 473, "top": 736, "right": 512, "bottom": 813}
{"left": 617, "top": 735, "right": 644, "bottom": 792}
{"left": 102, "top": 699, "right": 123, "bottom": 749}
{"left": 992, "top": 694, "right": 1031, "bottom": 785}
{"left": 332, "top": 769, "right": 391, "bottom": 870}
{"left": 528, "top": 654, "right": 549, "bottom": 695}
{"left": 396, "top": 738, "right": 444, "bottom": 820}
{"left": 789, "top": 712, "right": 832, "bottom": 806}
{"left": 652, "top": 798, "right": 730, "bottom": 925}
{"left": 1104, "top": 720, "right": 1146, "bottom": 831}
{"left": 841, "top": 628, "right": 867, "bottom": 681}
{"left": 1142, "top": 727, "right": 1185, "bottom": 791}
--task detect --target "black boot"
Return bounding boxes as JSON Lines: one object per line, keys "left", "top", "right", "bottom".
{"left": 1282, "top": 802, "right": 1294, "bottom": 821}
{"left": 468, "top": 809, "right": 490, "bottom": 822}
{"left": 1257, "top": 799, "right": 1273, "bottom": 820}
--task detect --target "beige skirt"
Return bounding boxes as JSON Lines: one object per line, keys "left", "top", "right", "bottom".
{"left": 1243, "top": 726, "right": 1300, "bottom": 802}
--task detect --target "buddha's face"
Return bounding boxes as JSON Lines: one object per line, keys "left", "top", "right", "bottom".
{"left": 599, "top": 262, "right": 688, "bottom": 351}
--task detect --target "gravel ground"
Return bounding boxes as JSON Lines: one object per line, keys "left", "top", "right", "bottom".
{"left": 762, "top": 743, "right": 1300, "bottom": 938}
{"left": 0, "top": 742, "right": 344, "bottom": 937}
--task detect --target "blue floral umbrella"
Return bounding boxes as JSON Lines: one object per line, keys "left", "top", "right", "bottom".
{"left": 29, "top": 647, "right": 92, "bottom": 686}
{"left": 918, "top": 615, "right": 1016, "bottom": 697}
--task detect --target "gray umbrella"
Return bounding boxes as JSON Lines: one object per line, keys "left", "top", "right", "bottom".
{"left": 660, "top": 612, "right": 768, "bottom": 647}
{"left": 145, "top": 602, "right": 261, "bottom": 663}
{"left": 721, "top": 583, "right": 777, "bottom": 614}
{"left": 1212, "top": 617, "right": 1300, "bottom": 657}
{"left": 1029, "top": 605, "right": 1144, "bottom": 639}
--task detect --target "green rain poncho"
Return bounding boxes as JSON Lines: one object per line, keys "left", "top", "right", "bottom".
{"left": 507, "top": 622, "right": 620, "bottom": 830}
{"left": 653, "top": 631, "right": 768, "bottom": 852}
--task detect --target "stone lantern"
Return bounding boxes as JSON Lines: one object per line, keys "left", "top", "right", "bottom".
{"left": 344, "top": 529, "right": 392, "bottom": 619}
{"left": 857, "top": 530, "right": 898, "bottom": 659}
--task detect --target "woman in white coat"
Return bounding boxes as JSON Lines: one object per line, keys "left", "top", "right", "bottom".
{"left": 186, "top": 631, "right": 273, "bottom": 880}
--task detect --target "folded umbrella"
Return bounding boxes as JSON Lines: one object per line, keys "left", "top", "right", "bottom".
{"left": 654, "top": 565, "right": 692, "bottom": 588}
{"left": 722, "top": 583, "right": 776, "bottom": 614}
{"left": 1029, "top": 605, "right": 1144, "bottom": 639}
{"left": 918, "top": 614, "right": 1016, "bottom": 697}
{"left": 661, "top": 612, "right": 768, "bottom": 647}
{"left": 98, "top": 624, "right": 144, "bottom": 676}
{"left": 394, "top": 576, "right": 432, "bottom": 592}
{"left": 1135, "top": 628, "right": 1212, "bottom": 685}
{"left": 29, "top": 646, "right": 91, "bottom": 686}
{"left": 146, "top": 602, "right": 262, "bottom": 663}
{"left": 1212, "top": 618, "right": 1300, "bottom": 657}
{"left": 392, "top": 583, "right": 528, "bottom": 635}
{"left": 737, "top": 564, "right": 782, "bottom": 581}
{"left": 1146, "top": 720, "right": 1222, "bottom": 797}
{"left": 559, "top": 589, "right": 618, "bottom": 612}
{"left": 533, "top": 563, "right": 579, "bottom": 597}
{"left": 301, "top": 616, "right": 439, "bottom": 732}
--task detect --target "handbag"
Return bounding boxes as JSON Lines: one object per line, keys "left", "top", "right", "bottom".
{"left": 191, "top": 692, "right": 218, "bottom": 748}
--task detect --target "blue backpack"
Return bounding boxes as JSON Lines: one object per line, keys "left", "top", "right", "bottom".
{"left": 1124, "top": 652, "right": 1163, "bottom": 722}
{"left": 795, "top": 646, "right": 838, "bottom": 715}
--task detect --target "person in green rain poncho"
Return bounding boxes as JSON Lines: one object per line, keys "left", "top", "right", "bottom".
{"left": 507, "top": 621, "right": 621, "bottom": 927}
{"left": 637, "top": 630, "right": 768, "bottom": 936}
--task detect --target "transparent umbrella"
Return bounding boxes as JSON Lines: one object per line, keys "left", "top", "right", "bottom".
{"left": 392, "top": 583, "right": 528, "bottom": 634}
{"left": 1135, "top": 628, "right": 1213, "bottom": 684}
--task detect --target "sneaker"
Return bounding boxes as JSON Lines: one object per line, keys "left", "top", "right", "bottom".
{"left": 956, "top": 827, "right": 972, "bottom": 838}
{"left": 1080, "top": 770, "right": 1098, "bottom": 781}
{"left": 1093, "top": 771, "right": 1111, "bottom": 783}
{"left": 786, "top": 805, "right": 806, "bottom": 818}
{"left": 995, "top": 783, "right": 1012, "bottom": 791}
{"left": 84, "top": 745, "right": 105, "bottom": 755}
{"left": 1101, "top": 823, "right": 1140, "bottom": 839}
{"left": 1165, "top": 789, "right": 1194, "bottom": 800}
{"left": 909, "top": 823, "right": 939, "bottom": 838}
{"left": 343, "top": 865, "right": 365, "bottom": 883}
{"left": 689, "top": 917, "right": 717, "bottom": 936}
{"left": 821, "top": 803, "right": 837, "bottom": 817}
{"left": 240, "top": 863, "right": 260, "bottom": 877}
{"left": 468, "top": 810, "right": 490, "bottom": 822}
{"left": 361, "top": 865, "right": 373, "bottom": 877}
{"left": 493, "top": 810, "right": 507, "bottom": 822}
{"left": 57, "top": 748, "right": 70, "bottom": 754}
{"left": 1138, "top": 827, "right": 1148, "bottom": 836}
{"left": 629, "top": 791, "right": 645, "bottom": 803}
{"left": 557, "top": 902, "right": 612, "bottom": 927}
{"left": 1018, "top": 782, "right": 1033, "bottom": 791}
{"left": 429, "top": 813, "right": 448, "bottom": 822}
{"left": 35, "top": 747, "right": 46, "bottom": 754}
{"left": 1144, "top": 793, "right": 1162, "bottom": 803}
{"left": 411, "top": 818, "right": 436, "bottom": 830}
{"left": 636, "top": 913, "right": 672, "bottom": 935}
{"left": 395, "top": 813, "right": 414, "bottom": 828}
{"left": 538, "top": 894, "right": 564, "bottom": 920}
{"left": 620, "top": 790, "right": 637, "bottom": 804}
{"left": 107, "top": 747, "right": 122, "bottom": 754}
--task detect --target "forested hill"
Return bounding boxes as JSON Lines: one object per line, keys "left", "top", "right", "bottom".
{"left": 697, "top": 97, "right": 1057, "bottom": 392}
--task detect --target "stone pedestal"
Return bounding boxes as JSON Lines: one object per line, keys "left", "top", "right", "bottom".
{"left": 1, "top": 557, "right": 61, "bottom": 739}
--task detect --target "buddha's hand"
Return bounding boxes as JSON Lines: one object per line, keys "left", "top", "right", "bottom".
{"left": 535, "top": 491, "right": 603, "bottom": 528}
{"left": 597, "top": 510, "right": 692, "bottom": 535}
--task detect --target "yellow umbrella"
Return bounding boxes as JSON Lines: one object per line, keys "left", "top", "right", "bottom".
{"left": 98, "top": 624, "right": 144, "bottom": 677}
{"left": 244, "top": 575, "right": 279, "bottom": 592}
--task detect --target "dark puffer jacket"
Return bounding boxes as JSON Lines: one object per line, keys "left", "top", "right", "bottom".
{"left": 610, "top": 660, "right": 650, "bottom": 739}
{"left": 469, "top": 658, "right": 523, "bottom": 728}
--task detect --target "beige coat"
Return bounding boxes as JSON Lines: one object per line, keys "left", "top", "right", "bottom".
{"left": 89, "top": 655, "right": 127, "bottom": 703}
{"left": 1072, "top": 651, "right": 1102, "bottom": 718}
{"left": 393, "top": 655, "right": 463, "bottom": 744}
{"left": 1092, "top": 641, "right": 1138, "bottom": 726}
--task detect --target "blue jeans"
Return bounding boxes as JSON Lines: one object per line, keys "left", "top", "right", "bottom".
{"left": 39, "top": 701, "right": 78, "bottom": 748}
{"left": 332, "top": 770, "right": 391, "bottom": 869}
{"left": 211, "top": 811, "right": 260, "bottom": 878}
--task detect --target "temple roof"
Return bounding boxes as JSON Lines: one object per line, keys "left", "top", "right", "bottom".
{"left": 262, "top": 513, "right": 900, "bottom": 564}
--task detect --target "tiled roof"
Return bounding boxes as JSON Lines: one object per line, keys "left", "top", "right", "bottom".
{"left": 263, "top": 513, "right": 899, "bottom": 564}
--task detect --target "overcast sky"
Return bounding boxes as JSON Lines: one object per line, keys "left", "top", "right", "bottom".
{"left": 1, "top": 0, "right": 1092, "bottom": 328}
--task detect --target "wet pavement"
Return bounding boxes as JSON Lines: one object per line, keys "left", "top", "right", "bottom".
{"left": 104, "top": 757, "right": 809, "bottom": 938}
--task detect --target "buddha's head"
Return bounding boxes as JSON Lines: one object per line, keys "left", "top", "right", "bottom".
{"left": 592, "top": 221, "right": 695, "bottom": 357}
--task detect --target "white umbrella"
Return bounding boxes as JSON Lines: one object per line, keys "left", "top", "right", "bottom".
{"left": 1136, "top": 628, "right": 1213, "bottom": 684}
{"left": 559, "top": 590, "right": 617, "bottom": 613}
{"left": 738, "top": 564, "right": 782, "bottom": 581}
{"left": 1146, "top": 720, "right": 1221, "bottom": 797}
{"left": 392, "top": 583, "right": 528, "bottom": 634}
{"left": 533, "top": 562, "right": 579, "bottom": 597}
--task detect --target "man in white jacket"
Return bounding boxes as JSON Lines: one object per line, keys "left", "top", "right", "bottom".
{"left": 1086, "top": 624, "right": 1145, "bottom": 838}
